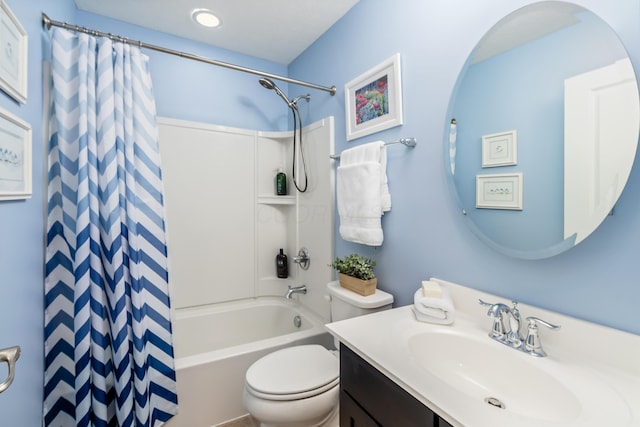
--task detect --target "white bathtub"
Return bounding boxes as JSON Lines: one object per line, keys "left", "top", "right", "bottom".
{"left": 165, "top": 298, "right": 333, "bottom": 427}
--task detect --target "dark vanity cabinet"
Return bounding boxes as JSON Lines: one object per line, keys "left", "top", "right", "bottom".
{"left": 340, "top": 343, "right": 454, "bottom": 427}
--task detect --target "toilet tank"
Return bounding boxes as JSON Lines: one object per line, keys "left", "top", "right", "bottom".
{"left": 327, "top": 281, "right": 393, "bottom": 321}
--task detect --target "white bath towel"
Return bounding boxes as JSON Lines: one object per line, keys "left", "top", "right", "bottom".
{"left": 337, "top": 141, "right": 391, "bottom": 246}
{"left": 412, "top": 287, "right": 455, "bottom": 325}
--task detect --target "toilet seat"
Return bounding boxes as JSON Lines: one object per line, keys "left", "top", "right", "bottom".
{"left": 245, "top": 345, "right": 339, "bottom": 401}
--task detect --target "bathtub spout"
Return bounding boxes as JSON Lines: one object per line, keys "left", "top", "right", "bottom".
{"left": 285, "top": 285, "right": 307, "bottom": 299}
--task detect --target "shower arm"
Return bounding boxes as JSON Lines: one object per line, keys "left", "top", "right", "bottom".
{"left": 291, "top": 94, "right": 311, "bottom": 105}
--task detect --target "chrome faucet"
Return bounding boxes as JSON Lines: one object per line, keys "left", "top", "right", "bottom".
{"left": 505, "top": 301, "right": 524, "bottom": 347}
{"left": 479, "top": 299, "right": 560, "bottom": 357}
{"left": 285, "top": 285, "right": 307, "bottom": 299}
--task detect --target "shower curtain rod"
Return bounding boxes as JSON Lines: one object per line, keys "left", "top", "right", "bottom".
{"left": 41, "top": 13, "right": 337, "bottom": 96}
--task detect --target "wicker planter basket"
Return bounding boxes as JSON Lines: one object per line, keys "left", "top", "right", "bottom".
{"left": 338, "top": 273, "right": 377, "bottom": 296}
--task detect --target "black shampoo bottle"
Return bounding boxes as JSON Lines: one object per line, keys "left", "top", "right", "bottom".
{"left": 276, "top": 249, "right": 288, "bottom": 278}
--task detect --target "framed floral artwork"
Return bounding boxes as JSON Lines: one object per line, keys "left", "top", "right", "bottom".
{"left": 344, "top": 53, "right": 403, "bottom": 141}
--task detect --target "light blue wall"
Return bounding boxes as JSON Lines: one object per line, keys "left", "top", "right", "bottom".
{"left": 2, "top": 0, "right": 640, "bottom": 423}
{"left": 290, "top": 0, "right": 640, "bottom": 337}
{"left": 73, "top": 11, "right": 290, "bottom": 131}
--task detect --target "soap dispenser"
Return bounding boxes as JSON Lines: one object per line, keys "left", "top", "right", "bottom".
{"left": 276, "top": 248, "right": 288, "bottom": 278}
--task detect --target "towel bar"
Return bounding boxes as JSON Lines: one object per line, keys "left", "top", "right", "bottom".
{"left": 330, "top": 138, "right": 417, "bottom": 160}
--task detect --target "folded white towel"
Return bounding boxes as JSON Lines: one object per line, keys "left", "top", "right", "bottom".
{"left": 412, "top": 287, "right": 455, "bottom": 325}
{"left": 337, "top": 141, "right": 391, "bottom": 246}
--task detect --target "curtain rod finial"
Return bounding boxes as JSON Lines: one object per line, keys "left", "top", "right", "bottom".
{"left": 42, "top": 13, "right": 52, "bottom": 29}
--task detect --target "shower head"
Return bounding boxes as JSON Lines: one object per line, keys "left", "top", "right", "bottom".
{"left": 259, "top": 77, "right": 293, "bottom": 108}
{"left": 258, "top": 77, "right": 276, "bottom": 90}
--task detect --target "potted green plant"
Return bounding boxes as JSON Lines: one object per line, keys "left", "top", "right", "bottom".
{"left": 329, "top": 253, "right": 377, "bottom": 296}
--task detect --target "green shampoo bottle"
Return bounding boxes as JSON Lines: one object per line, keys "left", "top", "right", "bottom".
{"left": 275, "top": 168, "right": 287, "bottom": 196}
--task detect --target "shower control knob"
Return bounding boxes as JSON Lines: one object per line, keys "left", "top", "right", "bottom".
{"left": 293, "top": 247, "right": 310, "bottom": 270}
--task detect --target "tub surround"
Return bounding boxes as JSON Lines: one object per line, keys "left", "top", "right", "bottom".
{"left": 159, "top": 116, "right": 335, "bottom": 321}
{"left": 326, "top": 278, "right": 640, "bottom": 426}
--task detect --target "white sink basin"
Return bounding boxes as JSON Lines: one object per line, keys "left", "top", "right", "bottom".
{"left": 405, "top": 327, "right": 635, "bottom": 426}
{"left": 409, "top": 331, "right": 581, "bottom": 422}
{"left": 327, "top": 279, "right": 640, "bottom": 427}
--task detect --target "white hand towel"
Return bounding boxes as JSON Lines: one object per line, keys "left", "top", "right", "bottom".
{"left": 337, "top": 141, "right": 391, "bottom": 246}
{"left": 379, "top": 145, "right": 391, "bottom": 213}
{"left": 412, "top": 287, "right": 455, "bottom": 325}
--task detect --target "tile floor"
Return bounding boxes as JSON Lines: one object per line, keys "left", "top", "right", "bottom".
{"left": 214, "top": 414, "right": 259, "bottom": 427}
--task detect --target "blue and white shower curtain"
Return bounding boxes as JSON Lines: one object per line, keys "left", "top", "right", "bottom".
{"left": 43, "top": 28, "right": 178, "bottom": 426}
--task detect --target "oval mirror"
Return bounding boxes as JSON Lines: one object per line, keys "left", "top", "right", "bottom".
{"left": 446, "top": 1, "right": 640, "bottom": 259}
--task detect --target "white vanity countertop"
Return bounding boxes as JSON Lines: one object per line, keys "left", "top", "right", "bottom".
{"left": 325, "top": 278, "right": 640, "bottom": 427}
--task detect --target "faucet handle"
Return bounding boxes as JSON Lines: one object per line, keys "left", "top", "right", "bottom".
{"left": 292, "top": 247, "right": 310, "bottom": 270}
{"left": 478, "top": 298, "right": 494, "bottom": 308}
{"left": 478, "top": 299, "right": 509, "bottom": 317}
{"left": 526, "top": 316, "right": 560, "bottom": 330}
{"left": 478, "top": 299, "right": 509, "bottom": 338}
{"left": 524, "top": 316, "right": 560, "bottom": 357}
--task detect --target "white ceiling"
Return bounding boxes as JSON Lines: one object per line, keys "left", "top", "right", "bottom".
{"left": 74, "top": 0, "right": 360, "bottom": 65}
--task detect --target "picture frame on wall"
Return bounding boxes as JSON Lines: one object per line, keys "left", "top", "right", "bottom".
{"left": 344, "top": 53, "right": 403, "bottom": 141}
{"left": 482, "top": 130, "right": 517, "bottom": 167}
{"left": 0, "top": 107, "right": 32, "bottom": 200}
{"left": 476, "top": 173, "right": 522, "bottom": 210}
{"left": 0, "top": 0, "right": 28, "bottom": 104}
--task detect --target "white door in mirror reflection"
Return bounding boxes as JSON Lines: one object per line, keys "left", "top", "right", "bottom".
{"left": 564, "top": 58, "right": 639, "bottom": 244}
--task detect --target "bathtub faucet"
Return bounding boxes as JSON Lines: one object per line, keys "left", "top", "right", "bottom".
{"left": 285, "top": 285, "right": 307, "bottom": 299}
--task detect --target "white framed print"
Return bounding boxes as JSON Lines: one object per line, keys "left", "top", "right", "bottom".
{"left": 345, "top": 53, "right": 403, "bottom": 141}
{"left": 0, "top": 107, "right": 31, "bottom": 200}
{"left": 482, "top": 130, "right": 517, "bottom": 167}
{"left": 476, "top": 173, "right": 522, "bottom": 210}
{"left": 0, "top": 0, "right": 27, "bottom": 104}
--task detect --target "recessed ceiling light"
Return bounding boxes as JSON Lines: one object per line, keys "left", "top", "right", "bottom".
{"left": 192, "top": 9, "right": 221, "bottom": 28}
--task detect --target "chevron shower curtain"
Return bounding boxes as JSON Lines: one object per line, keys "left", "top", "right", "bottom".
{"left": 44, "top": 28, "right": 178, "bottom": 426}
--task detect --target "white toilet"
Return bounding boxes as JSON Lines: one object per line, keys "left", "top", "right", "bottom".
{"left": 242, "top": 281, "right": 393, "bottom": 427}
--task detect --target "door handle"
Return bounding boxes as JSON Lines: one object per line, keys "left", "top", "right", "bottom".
{"left": 0, "top": 346, "right": 20, "bottom": 393}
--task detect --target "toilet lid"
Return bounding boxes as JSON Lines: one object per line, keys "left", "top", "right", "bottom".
{"left": 245, "top": 345, "right": 339, "bottom": 396}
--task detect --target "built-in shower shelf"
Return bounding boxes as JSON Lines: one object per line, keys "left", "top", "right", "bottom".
{"left": 258, "top": 195, "right": 296, "bottom": 205}
{"left": 260, "top": 275, "right": 296, "bottom": 282}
